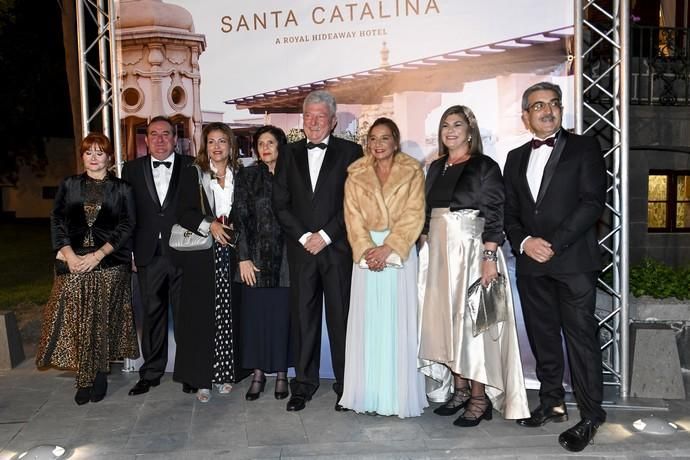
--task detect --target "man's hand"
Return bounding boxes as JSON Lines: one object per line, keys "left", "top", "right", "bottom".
{"left": 523, "top": 237, "right": 554, "bottom": 263}
{"left": 304, "top": 232, "right": 327, "bottom": 255}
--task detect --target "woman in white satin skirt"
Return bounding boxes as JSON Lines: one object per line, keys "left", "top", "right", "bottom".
{"left": 418, "top": 105, "right": 529, "bottom": 427}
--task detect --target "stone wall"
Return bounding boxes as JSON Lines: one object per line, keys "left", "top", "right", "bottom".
{"left": 628, "top": 106, "right": 690, "bottom": 267}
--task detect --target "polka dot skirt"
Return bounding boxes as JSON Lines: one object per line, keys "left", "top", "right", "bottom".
{"left": 212, "top": 243, "right": 236, "bottom": 384}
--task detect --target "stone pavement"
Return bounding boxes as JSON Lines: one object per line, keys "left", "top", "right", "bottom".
{"left": 1, "top": 360, "right": 690, "bottom": 459}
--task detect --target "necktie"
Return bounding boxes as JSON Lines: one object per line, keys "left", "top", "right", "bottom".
{"left": 306, "top": 142, "right": 327, "bottom": 150}
{"left": 153, "top": 161, "right": 172, "bottom": 168}
{"left": 531, "top": 137, "right": 556, "bottom": 149}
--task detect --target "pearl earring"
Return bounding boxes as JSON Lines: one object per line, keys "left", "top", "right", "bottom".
{"left": 467, "top": 136, "right": 472, "bottom": 142}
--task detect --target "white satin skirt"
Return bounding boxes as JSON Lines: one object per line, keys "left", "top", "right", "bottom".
{"left": 417, "top": 208, "right": 529, "bottom": 419}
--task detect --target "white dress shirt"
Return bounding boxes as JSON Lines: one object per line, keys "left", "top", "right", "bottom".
{"left": 525, "top": 138, "right": 554, "bottom": 201}
{"left": 151, "top": 152, "right": 175, "bottom": 205}
{"left": 209, "top": 163, "right": 234, "bottom": 217}
{"left": 521, "top": 136, "right": 556, "bottom": 253}
{"left": 307, "top": 136, "right": 329, "bottom": 191}
{"left": 300, "top": 137, "right": 332, "bottom": 246}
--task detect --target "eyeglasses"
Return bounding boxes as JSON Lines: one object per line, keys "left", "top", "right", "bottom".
{"left": 527, "top": 100, "right": 562, "bottom": 112}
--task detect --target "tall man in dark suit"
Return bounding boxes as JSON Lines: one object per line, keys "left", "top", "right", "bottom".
{"left": 504, "top": 82, "right": 607, "bottom": 452}
{"left": 273, "top": 90, "right": 363, "bottom": 412}
{"left": 121, "top": 116, "right": 193, "bottom": 396}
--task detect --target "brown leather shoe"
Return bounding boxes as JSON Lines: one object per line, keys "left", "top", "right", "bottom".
{"left": 516, "top": 403, "right": 568, "bottom": 427}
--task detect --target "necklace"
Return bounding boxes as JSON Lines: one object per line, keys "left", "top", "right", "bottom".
{"left": 442, "top": 155, "right": 468, "bottom": 175}
{"left": 215, "top": 173, "right": 226, "bottom": 179}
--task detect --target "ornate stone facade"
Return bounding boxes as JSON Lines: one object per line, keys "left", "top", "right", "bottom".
{"left": 116, "top": 0, "right": 206, "bottom": 159}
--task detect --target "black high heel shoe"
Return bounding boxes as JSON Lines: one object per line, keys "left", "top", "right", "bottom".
{"left": 433, "top": 388, "right": 471, "bottom": 416}
{"left": 90, "top": 372, "right": 108, "bottom": 403}
{"left": 453, "top": 395, "right": 493, "bottom": 427}
{"left": 274, "top": 377, "right": 289, "bottom": 400}
{"left": 245, "top": 376, "right": 266, "bottom": 401}
{"left": 75, "top": 387, "right": 92, "bottom": 405}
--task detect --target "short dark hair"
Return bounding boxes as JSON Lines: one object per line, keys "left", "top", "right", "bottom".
{"left": 521, "top": 82, "right": 562, "bottom": 111}
{"left": 146, "top": 115, "right": 175, "bottom": 135}
{"left": 437, "top": 105, "right": 483, "bottom": 157}
{"left": 367, "top": 117, "right": 401, "bottom": 154}
{"left": 195, "top": 122, "right": 240, "bottom": 173}
{"left": 252, "top": 125, "right": 287, "bottom": 154}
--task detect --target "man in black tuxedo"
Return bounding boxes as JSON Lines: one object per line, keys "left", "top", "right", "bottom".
{"left": 504, "top": 82, "right": 607, "bottom": 452}
{"left": 121, "top": 116, "right": 193, "bottom": 396}
{"left": 273, "top": 90, "right": 363, "bottom": 412}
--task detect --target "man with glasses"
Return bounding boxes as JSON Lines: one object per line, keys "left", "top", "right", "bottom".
{"left": 272, "top": 90, "right": 362, "bottom": 412}
{"left": 122, "top": 116, "right": 193, "bottom": 396}
{"left": 503, "top": 82, "right": 607, "bottom": 452}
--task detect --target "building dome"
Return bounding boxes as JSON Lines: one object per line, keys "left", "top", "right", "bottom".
{"left": 118, "top": 0, "right": 194, "bottom": 32}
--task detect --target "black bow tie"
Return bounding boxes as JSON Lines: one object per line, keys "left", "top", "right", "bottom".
{"left": 306, "top": 142, "right": 327, "bottom": 150}
{"left": 153, "top": 160, "right": 172, "bottom": 169}
{"left": 531, "top": 137, "right": 556, "bottom": 149}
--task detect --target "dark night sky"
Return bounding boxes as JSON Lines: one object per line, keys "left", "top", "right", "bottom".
{"left": 1, "top": 1, "right": 72, "bottom": 141}
{"left": 0, "top": 1, "right": 72, "bottom": 178}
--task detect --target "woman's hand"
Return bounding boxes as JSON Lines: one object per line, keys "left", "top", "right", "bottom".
{"left": 364, "top": 245, "right": 392, "bottom": 272}
{"left": 481, "top": 259, "right": 498, "bottom": 287}
{"left": 239, "top": 260, "right": 260, "bottom": 286}
{"left": 80, "top": 252, "right": 103, "bottom": 272}
{"left": 210, "top": 221, "right": 232, "bottom": 246}
{"left": 65, "top": 253, "right": 84, "bottom": 273}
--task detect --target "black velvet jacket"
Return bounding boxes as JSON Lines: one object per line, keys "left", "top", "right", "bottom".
{"left": 50, "top": 173, "right": 136, "bottom": 267}
{"left": 233, "top": 163, "right": 289, "bottom": 288}
{"left": 424, "top": 154, "right": 505, "bottom": 244}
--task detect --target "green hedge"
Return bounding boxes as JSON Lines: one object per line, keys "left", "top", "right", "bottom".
{"left": 630, "top": 259, "right": 690, "bottom": 300}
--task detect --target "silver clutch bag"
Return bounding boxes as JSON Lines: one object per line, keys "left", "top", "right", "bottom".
{"left": 169, "top": 224, "right": 213, "bottom": 251}
{"left": 466, "top": 274, "right": 508, "bottom": 337}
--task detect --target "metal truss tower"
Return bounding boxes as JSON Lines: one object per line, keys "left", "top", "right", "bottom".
{"left": 76, "top": 0, "right": 631, "bottom": 388}
{"left": 575, "top": 0, "right": 630, "bottom": 398}
{"left": 75, "top": 0, "right": 123, "bottom": 175}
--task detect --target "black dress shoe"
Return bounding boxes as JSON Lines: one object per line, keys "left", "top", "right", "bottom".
{"left": 90, "top": 372, "right": 108, "bottom": 403}
{"left": 245, "top": 377, "right": 266, "bottom": 401}
{"left": 182, "top": 383, "right": 198, "bottom": 394}
{"left": 274, "top": 378, "right": 289, "bottom": 400}
{"left": 286, "top": 395, "right": 307, "bottom": 411}
{"left": 334, "top": 402, "right": 350, "bottom": 412}
{"left": 559, "top": 418, "right": 600, "bottom": 452}
{"left": 128, "top": 377, "right": 161, "bottom": 396}
{"left": 516, "top": 403, "right": 568, "bottom": 427}
{"left": 75, "top": 387, "right": 92, "bottom": 405}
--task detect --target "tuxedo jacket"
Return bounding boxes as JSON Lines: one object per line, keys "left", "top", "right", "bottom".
{"left": 503, "top": 129, "right": 606, "bottom": 275}
{"left": 121, "top": 153, "right": 193, "bottom": 267}
{"left": 272, "top": 136, "right": 363, "bottom": 265}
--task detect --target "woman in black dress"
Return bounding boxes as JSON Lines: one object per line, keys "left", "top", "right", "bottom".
{"left": 172, "top": 122, "right": 248, "bottom": 402}
{"left": 36, "top": 133, "right": 139, "bottom": 405}
{"left": 234, "top": 125, "right": 292, "bottom": 400}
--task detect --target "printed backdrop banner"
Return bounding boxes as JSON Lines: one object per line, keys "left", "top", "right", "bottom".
{"left": 116, "top": 0, "right": 575, "bottom": 386}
